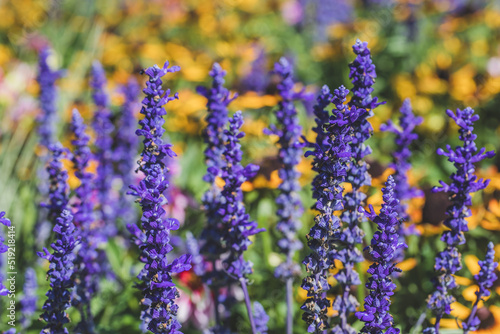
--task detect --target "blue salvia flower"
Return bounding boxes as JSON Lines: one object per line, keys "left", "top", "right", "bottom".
{"left": 266, "top": 57, "right": 311, "bottom": 280}
{"left": 219, "top": 111, "right": 263, "bottom": 278}
{"left": 314, "top": 0, "right": 353, "bottom": 41}
{"left": 301, "top": 85, "right": 356, "bottom": 333}
{"left": 38, "top": 144, "right": 80, "bottom": 334}
{"left": 355, "top": 175, "right": 406, "bottom": 334}
{"left": 114, "top": 78, "right": 140, "bottom": 228}
{"left": 219, "top": 111, "right": 264, "bottom": 333}
{"left": 127, "top": 61, "right": 192, "bottom": 334}
{"left": 380, "top": 98, "right": 423, "bottom": 261}
{"left": 425, "top": 107, "right": 495, "bottom": 334}
{"left": 198, "top": 64, "right": 235, "bottom": 294}
{"left": 330, "top": 40, "right": 384, "bottom": 334}
{"left": 20, "top": 267, "right": 38, "bottom": 330}
{"left": 265, "top": 57, "right": 312, "bottom": 334}
{"left": 91, "top": 61, "right": 116, "bottom": 238}
{"left": 37, "top": 47, "right": 63, "bottom": 149}
{"left": 462, "top": 242, "right": 498, "bottom": 332}
{"left": 0, "top": 212, "right": 11, "bottom": 297}
{"left": 253, "top": 301, "right": 270, "bottom": 334}
{"left": 70, "top": 109, "right": 102, "bottom": 331}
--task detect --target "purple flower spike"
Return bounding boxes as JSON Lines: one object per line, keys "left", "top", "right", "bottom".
{"left": 380, "top": 98, "right": 423, "bottom": 261}
{"left": 37, "top": 47, "right": 63, "bottom": 149}
{"left": 199, "top": 63, "right": 235, "bottom": 267}
{"left": 220, "top": 111, "right": 264, "bottom": 278}
{"left": 355, "top": 175, "right": 405, "bottom": 334}
{"left": 266, "top": 57, "right": 312, "bottom": 334}
{"left": 90, "top": 61, "right": 116, "bottom": 238}
{"left": 329, "top": 40, "right": 384, "bottom": 334}
{"left": 266, "top": 57, "right": 312, "bottom": 280}
{"left": 127, "top": 61, "right": 191, "bottom": 334}
{"left": 115, "top": 78, "right": 140, "bottom": 227}
{"left": 70, "top": 109, "right": 103, "bottom": 331}
{"left": 462, "top": 242, "right": 498, "bottom": 332}
{"left": 20, "top": 267, "right": 38, "bottom": 330}
{"left": 0, "top": 212, "right": 11, "bottom": 297}
{"left": 38, "top": 145, "right": 80, "bottom": 333}
{"left": 425, "top": 107, "right": 495, "bottom": 333}
{"left": 301, "top": 85, "right": 356, "bottom": 333}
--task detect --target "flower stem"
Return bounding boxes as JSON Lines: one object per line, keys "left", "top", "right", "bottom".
{"left": 463, "top": 298, "right": 481, "bottom": 334}
{"left": 286, "top": 276, "right": 293, "bottom": 334}
{"left": 240, "top": 277, "right": 258, "bottom": 334}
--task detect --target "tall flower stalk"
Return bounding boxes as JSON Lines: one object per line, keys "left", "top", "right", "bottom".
{"left": 462, "top": 242, "right": 498, "bottom": 333}
{"left": 355, "top": 175, "right": 406, "bottom": 334}
{"left": 91, "top": 61, "right": 116, "bottom": 238}
{"left": 265, "top": 57, "right": 311, "bottom": 334}
{"left": 0, "top": 212, "right": 11, "bottom": 297}
{"left": 198, "top": 63, "right": 235, "bottom": 327}
{"left": 38, "top": 143, "right": 80, "bottom": 334}
{"left": 380, "top": 98, "right": 423, "bottom": 261}
{"left": 114, "top": 78, "right": 140, "bottom": 228}
{"left": 425, "top": 107, "right": 495, "bottom": 334}
{"left": 70, "top": 109, "right": 100, "bottom": 332}
{"left": 127, "top": 61, "right": 192, "bottom": 334}
{"left": 301, "top": 85, "right": 358, "bottom": 333}
{"left": 332, "top": 39, "right": 384, "bottom": 334}
{"left": 219, "top": 110, "right": 264, "bottom": 334}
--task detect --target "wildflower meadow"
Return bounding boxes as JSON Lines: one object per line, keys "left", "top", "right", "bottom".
{"left": 1, "top": 0, "right": 500, "bottom": 334}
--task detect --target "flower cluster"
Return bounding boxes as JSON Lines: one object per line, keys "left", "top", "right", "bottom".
{"left": 127, "top": 61, "right": 192, "bottom": 334}
{"left": 356, "top": 175, "right": 406, "bottom": 334}
{"left": 198, "top": 63, "right": 235, "bottom": 275}
{"left": 380, "top": 98, "right": 423, "bottom": 260}
{"left": 114, "top": 78, "right": 140, "bottom": 227}
{"left": 425, "top": 107, "right": 495, "bottom": 333}
{"left": 265, "top": 57, "right": 311, "bottom": 280}
{"left": 91, "top": 61, "right": 116, "bottom": 237}
{"left": 462, "top": 242, "right": 498, "bottom": 332}
{"left": 37, "top": 47, "right": 63, "bottom": 149}
{"left": 38, "top": 144, "right": 80, "bottom": 333}
{"left": 301, "top": 85, "right": 355, "bottom": 333}
{"left": 219, "top": 111, "right": 263, "bottom": 279}
{"left": 0, "top": 212, "right": 11, "bottom": 296}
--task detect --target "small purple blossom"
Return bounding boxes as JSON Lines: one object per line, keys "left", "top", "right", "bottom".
{"left": 462, "top": 242, "right": 498, "bottom": 332}
{"left": 425, "top": 107, "right": 495, "bottom": 333}
{"left": 355, "top": 175, "right": 405, "bottom": 334}
{"left": 127, "top": 61, "right": 192, "bottom": 334}
{"left": 41, "top": 143, "right": 70, "bottom": 222}
{"left": 380, "top": 98, "right": 423, "bottom": 261}
{"left": 91, "top": 61, "right": 116, "bottom": 238}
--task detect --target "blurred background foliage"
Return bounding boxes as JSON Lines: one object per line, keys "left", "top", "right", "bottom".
{"left": 0, "top": 0, "right": 499, "bottom": 333}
